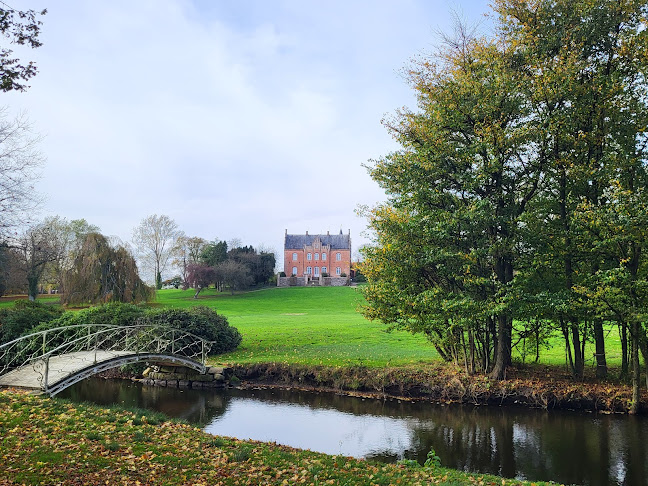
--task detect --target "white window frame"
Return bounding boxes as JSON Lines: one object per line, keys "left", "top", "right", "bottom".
{"left": 322, "top": 253, "right": 327, "bottom": 261}
{"left": 336, "top": 267, "right": 341, "bottom": 275}
{"left": 314, "top": 267, "right": 320, "bottom": 277}
{"left": 307, "top": 266, "right": 312, "bottom": 274}
{"left": 292, "top": 252, "right": 298, "bottom": 261}
{"left": 307, "top": 252, "right": 312, "bottom": 261}
{"left": 292, "top": 267, "right": 297, "bottom": 276}
{"left": 336, "top": 252, "right": 341, "bottom": 261}
{"left": 315, "top": 253, "right": 319, "bottom": 260}
{"left": 322, "top": 266, "right": 327, "bottom": 274}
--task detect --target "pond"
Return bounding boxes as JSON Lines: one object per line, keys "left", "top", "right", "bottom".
{"left": 60, "top": 378, "right": 648, "bottom": 486}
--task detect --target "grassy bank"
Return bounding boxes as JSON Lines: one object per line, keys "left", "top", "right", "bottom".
{"left": 0, "top": 390, "right": 556, "bottom": 486}
{"left": 232, "top": 361, "right": 645, "bottom": 413}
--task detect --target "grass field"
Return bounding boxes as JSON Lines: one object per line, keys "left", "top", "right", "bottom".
{"left": 2, "top": 286, "right": 625, "bottom": 371}
{"left": 157, "top": 286, "right": 441, "bottom": 367}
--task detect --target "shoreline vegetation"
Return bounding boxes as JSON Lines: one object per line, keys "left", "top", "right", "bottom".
{"left": 227, "top": 361, "right": 646, "bottom": 414}
{"left": 0, "top": 389, "right": 559, "bottom": 486}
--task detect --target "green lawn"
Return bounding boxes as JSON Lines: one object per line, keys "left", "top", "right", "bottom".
{"left": 4, "top": 286, "right": 624, "bottom": 371}
{"left": 155, "top": 286, "right": 626, "bottom": 371}
{"left": 156, "top": 286, "right": 440, "bottom": 367}
{"left": 0, "top": 295, "right": 60, "bottom": 309}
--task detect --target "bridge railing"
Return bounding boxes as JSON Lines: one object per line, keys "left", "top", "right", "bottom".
{"left": 0, "top": 324, "right": 215, "bottom": 380}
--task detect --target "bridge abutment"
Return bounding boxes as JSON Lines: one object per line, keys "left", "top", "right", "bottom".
{"left": 139, "top": 365, "right": 233, "bottom": 389}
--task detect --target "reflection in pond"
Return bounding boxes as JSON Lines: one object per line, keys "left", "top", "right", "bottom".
{"left": 61, "top": 378, "right": 648, "bottom": 486}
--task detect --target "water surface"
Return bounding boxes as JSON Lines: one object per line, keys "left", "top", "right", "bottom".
{"left": 61, "top": 378, "right": 648, "bottom": 486}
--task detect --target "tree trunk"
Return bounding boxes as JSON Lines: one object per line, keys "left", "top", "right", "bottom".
{"left": 621, "top": 322, "right": 629, "bottom": 378}
{"left": 27, "top": 271, "right": 39, "bottom": 301}
{"left": 631, "top": 321, "right": 641, "bottom": 414}
{"left": 640, "top": 335, "right": 648, "bottom": 389}
{"left": 593, "top": 318, "right": 607, "bottom": 378}
{"left": 571, "top": 319, "right": 584, "bottom": 380}
{"left": 490, "top": 313, "right": 512, "bottom": 380}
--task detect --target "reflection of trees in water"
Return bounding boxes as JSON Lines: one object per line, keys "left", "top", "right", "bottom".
{"left": 366, "top": 406, "right": 648, "bottom": 486}
{"left": 63, "top": 380, "right": 648, "bottom": 486}
{"left": 61, "top": 378, "right": 231, "bottom": 427}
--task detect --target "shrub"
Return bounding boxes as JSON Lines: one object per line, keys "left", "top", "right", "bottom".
{"left": 353, "top": 270, "right": 367, "bottom": 283}
{"left": 33, "top": 302, "right": 148, "bottom": 332}
{"left": 0, "top": 300, "right": 63, "bottom": 343}
{"left": 143, "top": 306, "right": 242, "bottom": 354}
{"left": 279, "top": 272, "right": 286, "bottom": 278}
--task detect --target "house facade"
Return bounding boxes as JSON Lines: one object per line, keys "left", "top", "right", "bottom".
{"left": 279, "top": 230, "right": 351, "bottom": 286}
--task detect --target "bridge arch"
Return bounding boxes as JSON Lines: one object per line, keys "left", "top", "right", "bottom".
{"left": 0, "top": 324, "right": 214, "bottom": 396}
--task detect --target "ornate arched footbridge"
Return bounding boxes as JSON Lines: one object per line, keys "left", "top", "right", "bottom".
{"left": 0, "top": 324, "right": 214, "bottom": 396}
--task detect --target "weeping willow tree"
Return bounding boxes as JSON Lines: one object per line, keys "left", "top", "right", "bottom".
{"left": 62, "top": 233, "right": 153, "bottom": 305}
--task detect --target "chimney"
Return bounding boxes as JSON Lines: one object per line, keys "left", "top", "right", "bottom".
{"left": 327, "top": 231, "right": 330, "bottom": 236}
{"left": 285, "top": 229, "right": 287, "bottom": 236}
{"left": 306, "top": 231, "right": 309, "bottom": 236}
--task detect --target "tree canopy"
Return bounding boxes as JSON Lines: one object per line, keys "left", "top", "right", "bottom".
{"left": 62, "top": 233, "right": 153, "bottom": 305}
{"left": 360, "top": 0, "right": 648, "bottom": 401}
{"left": 0, "top": 7, "right": 46, "bottom": 92}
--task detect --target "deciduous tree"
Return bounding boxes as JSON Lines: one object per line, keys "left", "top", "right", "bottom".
{"left": 184, "top": 263, "right": 216, "bottom": 299}
{"left": 62, "top": 233, "right": 153, "bottom": 305}
{"left": 15, "top": 218, "right": 67, "bottom": 300}
{"left": 0, "top": 6, "right": 46, "bottom": 92}
{"left": 131, "top": 214, "right": 181, "bottom": 289}
{"left": 0, "top": 108, "right": 44, "bottom": 237}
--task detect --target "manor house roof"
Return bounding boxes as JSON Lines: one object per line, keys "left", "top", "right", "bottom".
{"left": 285, "top": 231, "right": 351, "bottom": 250}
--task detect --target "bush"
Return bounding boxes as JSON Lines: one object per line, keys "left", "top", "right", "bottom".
{"left": 279, "top": 272, "right": 286, "bottom": 278}
{"left": 34, "top": 302, "right": 148, "bottom": 332}
{"left": 0, "top": 300, "right": 63, "bottom": 344}
{"left": 143, "top": 307, "right": 242, "bottom": 354}
{"left": 353, "top": 270, "right": 367, "bottom": 283}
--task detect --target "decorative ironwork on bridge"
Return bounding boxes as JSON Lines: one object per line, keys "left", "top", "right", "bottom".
{"left": 0, "top": 324, "right": 214, "bottom": 396}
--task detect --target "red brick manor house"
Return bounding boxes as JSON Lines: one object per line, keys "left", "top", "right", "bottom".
{"left": 278, "top": 230, "right": 351, "bottom": 287}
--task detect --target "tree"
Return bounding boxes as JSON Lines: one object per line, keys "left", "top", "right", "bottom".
{"left": 496, "top": 0, "right": 648, "bottom": 382}
{"left": 361, "top": 0, "right": 648, "bottom": 385}
{"left": 32, "top": 217, "right": 100, "bottom": 293}
{"left": 184, "top": 263, "right": 216, "bottom": 299}
{"left": 214, "top": 260, "right": 252, "bottom": 295}
{"left": 361, "top": 19, "right": 539, "bottom": 379}
{"left": 62, "top": 232, "right": 153, "bottom": 305}
{"left": 0, "top": 7, "right": 46, "bottom": 92}
{"left": 15, "top": 219, "right": 67, "bottom": 300}
{"left": 131, "top": 214, "right": 181, "bottom": 289}
{"left": 228, "top": 245, "right": 276, "bottom": 286}
{"left": 0, "top": 109, "right": 44, "bottom": 238}
{"left": 172, "top": 234, "right": 206, "bottom": 284}
{"left": 200, "top": 240, "right": 228, "bottom": 267}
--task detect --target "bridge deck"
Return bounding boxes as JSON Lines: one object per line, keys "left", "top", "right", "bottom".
{"left": 0, "top": 350, "right": 130, "bottom": 390}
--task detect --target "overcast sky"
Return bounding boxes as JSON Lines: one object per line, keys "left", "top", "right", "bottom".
{"left": 5, "top": 0, "right": 492, "bottom": 269}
